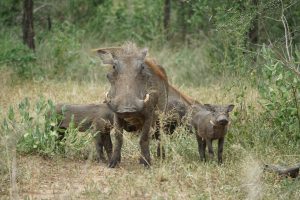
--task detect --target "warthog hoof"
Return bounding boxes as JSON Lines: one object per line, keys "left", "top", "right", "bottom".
{"left": 97, "top": 156, "right": 107, "bottom": 163}
{"left": 200, "top": 157, "right": 206, "bottom": 162}
{"left": 139, "top": 157, "right": 151, "bottom": 167}
{"left": 109, "top": 155, "right": 121, "bottom": 168}
{"left": 97, "top": 152, "right": 106, "bottom": 163}
{"left": 218, "top": 157, "right": 223, "bottom": 165}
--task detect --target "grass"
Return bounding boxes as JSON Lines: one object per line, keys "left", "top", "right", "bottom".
{"left": 0, "top": 43, "right": 300, "bottom": 199}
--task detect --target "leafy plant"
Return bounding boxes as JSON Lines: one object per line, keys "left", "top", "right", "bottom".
{"left": 36, "top": 22, "right": 83, "bottom": 78}
{"left": 0, "top": 31, "right": 37, "bottom": 79}
{"left": 258, "top": 45, "right": 300, "bottom": 141}
{"left": 0, "top": 97, "right": 93, "bottom": 158}
{"left": 57, "top": 114, "right": 95, "bottom": 159}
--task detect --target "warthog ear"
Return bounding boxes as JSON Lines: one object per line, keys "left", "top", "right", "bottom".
{"left": 92, "top": 47, "right": 121, "bottom": 65}
{"left": 204, "top": 104, "right": 215, "bottom": 112}
{"left": 140, "top": 48, "right": 148, "bottom": 60}
{"left": 94, "top": 49, "right": 114, "bottom": 65}
{"left": 227, "top": 104, "right": 235, "bottom": 112}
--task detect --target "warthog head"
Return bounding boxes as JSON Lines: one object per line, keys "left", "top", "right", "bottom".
{"left": 95, "top": 43, "right": 152, "bottom": 115}
{"left": 204, "top": 104, "right": 235, "bottom": 126}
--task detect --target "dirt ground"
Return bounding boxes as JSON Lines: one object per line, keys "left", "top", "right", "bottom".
{"left": 3, "top": 154, "right": 153, "bottom": 199}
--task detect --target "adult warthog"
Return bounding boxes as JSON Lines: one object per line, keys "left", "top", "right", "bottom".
{"left": 94, "top": 42, "right": 168, "bottom": 168}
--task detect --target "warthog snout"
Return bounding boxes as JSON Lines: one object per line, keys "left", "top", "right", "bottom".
{"left": 106, "top": 93, "right": 150, "bottom": 114}
{"left": 204, "top": 104, "right": 234, "bottom": 126}
{"left": 216, "top": 114, "right": 229, "bottom": 125}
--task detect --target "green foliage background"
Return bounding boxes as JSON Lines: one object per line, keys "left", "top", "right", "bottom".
{"left": 0, "top": 0, "right": 299, "bottom": 164}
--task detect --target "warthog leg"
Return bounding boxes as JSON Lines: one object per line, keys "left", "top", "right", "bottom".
{"left": 102, "top": 130, "right": 112, "bottom": 160}
{"left": 94, "top": 132, "right": 106, "bottom": 162}
{"left": 109, "top": 116, "right": 124, "bottom": 168}
{"left": 218, "top": 137, "right": 224, "bottom": 164}
{"left": 139, "top": 113, "right": 153, "bottom": 167}
{"left": 206, "top": 139, "right": 214, "bottom": 161}
{"left": 93, "top": 120, "right": 112, "bottom": 162}
{"left": 94, "top": 130, "right": 112, "bottom": 162}
{"left": 196, "top": 135, "right": 206, "bottom": 162}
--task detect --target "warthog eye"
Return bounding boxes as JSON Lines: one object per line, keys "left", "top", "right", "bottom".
{"left": 139, "top": 64, "right": 148, "bottom": 76}
{"left": 112, "top": 60, "right": 119, "bottom": 71}
{"left": 140, "top": 64, "right": 145, "bottom": 70}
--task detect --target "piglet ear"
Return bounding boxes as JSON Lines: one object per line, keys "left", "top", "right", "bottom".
{"left": 227, "top": 104, "right": 235, "bottom": 112}
{"left": 140, "top": 48, "right": 148, "bottom": 60}
{"left": 204, "top": 104, "right": 215, "bottom": 112}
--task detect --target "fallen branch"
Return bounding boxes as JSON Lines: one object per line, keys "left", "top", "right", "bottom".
{"left": 264, "top": 163, "right": 300, "bottom": 178}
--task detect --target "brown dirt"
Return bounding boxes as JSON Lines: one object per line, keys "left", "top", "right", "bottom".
{"left": 4, "top": 155, "right": 123, "bottom": 199}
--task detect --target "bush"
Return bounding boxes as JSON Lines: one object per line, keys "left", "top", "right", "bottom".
{"left": 36, "top": 22, "right": 82, "bottom": 78}
{"left": 0, "top": 0, "right": 22, "bottom": 26}
{"left": 0, "top": 97, "right": 94, "bottom": 158}
{"left": 86, "top": 0, "right": 164, "bottom": 44}
{"left": 0, "top": 30, "right": 38, "bottom": 79}
{"left": 258, "top": 45, "right": 300, "bottom": 142}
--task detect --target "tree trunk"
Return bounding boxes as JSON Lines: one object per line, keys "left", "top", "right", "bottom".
{"left": 179, "top": 1, "right": 187, "bottom": 41}
{"left": 22, "top": 0, "right": 35, "bottom": 50}
{"left": 163, "top": 0, "right": 171, "bottom": 38}
{"left": 265, "top": 163, "right": 300, "bottom": 178}
{"left": 47, "top": 14, "right": 52, "bottom": 31}
{"left": 248, "top": 0, "right": 259, "bottom": 45}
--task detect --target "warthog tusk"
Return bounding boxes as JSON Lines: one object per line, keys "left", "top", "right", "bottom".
{"left": 144, "top": 94, "right": 150, "bottom": 103}
{"left": 105, "top": 92, "right": 109, "bottom": 102}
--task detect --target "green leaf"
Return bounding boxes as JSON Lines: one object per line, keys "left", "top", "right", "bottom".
{"left": 276, "top": 73, "right": 283, "bottom": 81}
{"left": 8, "top": 106, "right": 15, "bottom": 121}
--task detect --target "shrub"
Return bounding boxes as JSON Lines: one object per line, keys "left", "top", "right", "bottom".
{"left": 0, "top": 31, "right": 38, "bottom": 79}
{"left": 0, "top": 97, "right": 94, "bottom": 158}
{"left": 258, "top": 45, "right": 300, "bottom": 142}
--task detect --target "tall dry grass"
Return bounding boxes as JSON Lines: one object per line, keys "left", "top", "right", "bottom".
{"left": 0, "top": 43, "right": 300, "bottom": 199}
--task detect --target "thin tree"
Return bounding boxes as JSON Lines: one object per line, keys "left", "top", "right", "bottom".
{"left": 22, "top": 0, "right": 35, "bottom": 50}
{"left": 179, "top": 0, "right": 187, "bottom": 41}
{"left": 248, "top": 0, "right": 259, "bottom": 45}
{"left": 163, "top": 0, "right": 171, "bottom": 38}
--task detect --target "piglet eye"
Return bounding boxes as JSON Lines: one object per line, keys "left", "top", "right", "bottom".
{"left": 112, "top": 61, "right": 118, "bottom": 70}
{"left": 140, "top": 64, "right": 145, "bottom": 70}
